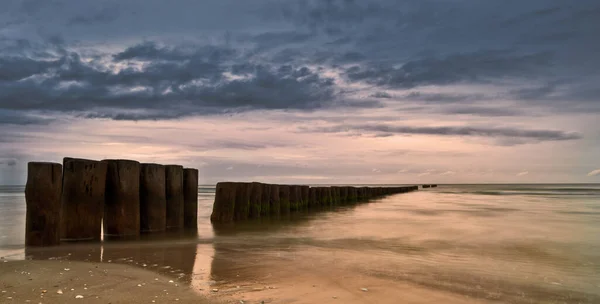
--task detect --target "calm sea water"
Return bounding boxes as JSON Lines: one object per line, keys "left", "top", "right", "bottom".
{"left": 1, "top": 184, "right": 599, "bottom": 303}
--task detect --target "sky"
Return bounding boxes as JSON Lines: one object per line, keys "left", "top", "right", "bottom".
{"left": 1, "top": 0, "right": 599, "bottom": 185}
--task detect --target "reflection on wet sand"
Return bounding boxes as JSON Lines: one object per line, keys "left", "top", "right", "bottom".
{"left": 24, "top": 230, "right": 214, "bottom": 290}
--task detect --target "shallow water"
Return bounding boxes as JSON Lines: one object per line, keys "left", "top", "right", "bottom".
{"left": 1, "top": 184, "right": 600, "bottom": 303}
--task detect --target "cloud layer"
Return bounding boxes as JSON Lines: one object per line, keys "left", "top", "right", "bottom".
{"left": 1, "top": 0, "right": 598, "bottom": 184}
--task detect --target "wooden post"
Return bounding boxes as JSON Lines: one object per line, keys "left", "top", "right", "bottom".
{"left": 249, "top": 182, "right": 263, "bottom": 218}
{"left": 234, "top": 182, "right": 250, "bottom": 220}
{"left": 301, "top": 186, "right": 309, "bottom": 210}
{"left": 308, "top": 187, "right": 317, "bottom": 208}
{"left": 61, "top": 157, "right": 107, "bottom": 241}
{"left": 25, "top": 162, "right": 62, "bottom": 246}
{"left": 103, "top": 159, "right": 141, "bottom": 238}
{"left": 210, "top": 182, "right": 237, "bottom": 223}
{"left": 261, "top": 183, "right": 271, "bottom": 217}
{"left": 166, "top": 165, "right": 184, "bottom": 229}
{"left": 278, "top": 185, "right": 291, "bottom": 216}
{"left": 269, "top": 184, "right": 280, "bottom": 216}
{"left": 140, "top": 163, "right": 166, "bottom": 233}
{"left": 183, "top": 168, "right": 199, "bottom": 229}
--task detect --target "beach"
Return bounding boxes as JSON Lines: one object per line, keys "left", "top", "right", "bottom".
{"left": 0, "top": 260, "right": 211, "bottom": 304}
{"left": 2, "top": 184, "right": 600, "bottom": 303}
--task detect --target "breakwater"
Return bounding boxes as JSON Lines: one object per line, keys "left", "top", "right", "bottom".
{"left": 24, "top": 158, "right": 199, "bottom": 246}
{"left": 210, "top": 183, "right": 419, "bottom": 223}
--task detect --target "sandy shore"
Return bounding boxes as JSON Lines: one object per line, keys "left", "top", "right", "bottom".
{"left": 1, "top": 258, "right": 489, "bottom": 304}
{"left": 0, "top": 260, "right": 215, "bottom": 304}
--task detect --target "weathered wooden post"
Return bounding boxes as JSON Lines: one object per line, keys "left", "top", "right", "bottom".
{"left": 249, "top": 182, "right": 263, "bottom": 218}
{"left": 140, "top": 163, "right": 166, "bottom": 233}
{"left": 301, "top": 186, "right": 309, "bottom": 209}
{"left": 348, "top": 187, "right": 358, "bottom": 203}
{"left": 166, "top": 165, "right": 184, "bottom": 229}
{"left": 61, "top": 157, "right": 107, "bottom": 241}
{"left": 210, "top": 182, "right": 237, "bottom": 222}
{"left": 25, "top": 162, "right": 63, "bottom": 246}
{"left": 261, "top": 183, "right": 271, "bottom": 217}
{"left": 103, "top": 159, "right": 140, "bottom": 238}
{"left": 268, "top": 184, "right": 280, "bottom": 216}
{"left": 234, "top": 182, "right": 250, "bottom": 220}
{"left": 339, "top": 187, "right": 348, "bottom": 204}
{"left": 323, "top": 187, "right": 332, "bottom": 206}
{"left": 278, "top": 185, "right": 291, "bottom": 215}
{"left": 289, "top": 185, "right": 300, "bottom": 211}
{"left": 308, "top": 187, "right": 317, "bottom": 208}
{"left": 183, "top": 168, "right": 199, "bottom": 229}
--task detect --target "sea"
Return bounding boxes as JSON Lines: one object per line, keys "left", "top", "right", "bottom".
{"left": 1, "top": 184, "right": 599, "bottom": 303}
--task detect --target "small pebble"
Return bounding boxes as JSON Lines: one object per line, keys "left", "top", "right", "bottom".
{"left": 361, "top": 288, "right": 368, "bottom": 292}
{"left": 75, "top": 295, "right": 83, "bottom": 299}
{"left": 212, "top": 289, "right": 219, "bottom": 292}
{"left": 169, "top": 280, "right": 174, "bottom": 283}
{"left": 137, "top": 284, "right": 142, "bottom": 287}
{"left": 56, "top": 290, "right": 63, "bottom": 294}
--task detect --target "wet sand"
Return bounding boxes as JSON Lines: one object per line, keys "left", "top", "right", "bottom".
{"left": 0, "top": 258, "right": 486, "bottom": 304}
{"left": 0, "top": 260, "right": 215, "bottom": 304}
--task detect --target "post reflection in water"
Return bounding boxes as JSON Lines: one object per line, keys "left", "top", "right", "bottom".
{"left": 208, "top": 204, "right": 363, "bottom": 285}
{"left": 23, "top": 229, "right": 215, "bottom": 290}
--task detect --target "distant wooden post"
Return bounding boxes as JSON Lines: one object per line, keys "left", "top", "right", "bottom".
{"left": 308, "top": 187, "right": 317, "bottom": 208}
{"left": 166, "top": 165, "right": 184, "bottom": 229}
{"left": 25, "top": 162, "right": 62, "bottom": 246}
{"left": 103, "top": 159, "right": 141, "bottom": 238}
{"left": 234, "top": 182, "right": 250, "bottom": 220}
{"left": 210, "top": 182, "right": 237, "bottom": 223}
{"left": 140, "top": 163, "right": 166, "bottom": 233}
{"left": 278, "top": 185, "right": 291, "bottom": 215}
{"left": 339, "top": 187, "right": 348, "bottom": 204}
{"left": 301, "top": 186, "right": 309, "bottom": 209}
{"left": 61, "top": 157, "right": 107, "bottom": 241}
{"left": 261, "top": 183, "right": 271, "bottom": 217}
{"left": 249, "top": 182, "right": 263, "bottom": 218}
{"left": 269, "top": 184, "right": 280, "bottom": 216}
{"left": 183, "top": 168, "right": 199, "bottom": 229}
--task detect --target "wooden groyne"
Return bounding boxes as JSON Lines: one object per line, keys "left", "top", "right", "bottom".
{"left": 210, "top": 183, "right": 419, "bottom": 223}
{"left": 422, "top": 184, "right": 438, "bottom": 188}
{"left": 24, "top": 157, "right": 199, "bottom": 246}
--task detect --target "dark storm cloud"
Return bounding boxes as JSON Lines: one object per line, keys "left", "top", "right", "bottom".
{"left": 1, "top": 0, "right": 599, "bottom": 122}
{"left": 302, "top": 124, "right": 581, "bottom": 143}
{"left": 67, "top": 3, "right": 120, "bottom": 26}
{"left": 0, "top": 42, "right": 337, "bottom": 120}
{"left": 0, "top": 110, "right": 55, "bottom": 125}
{"left": 345, "top": 50, "right": 554, "bottom": 89}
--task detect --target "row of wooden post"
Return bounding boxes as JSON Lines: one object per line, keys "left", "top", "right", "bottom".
{"left": 210, "top": 182, "right": 419, "bottom": 223}
{"left": 422, "top": 184, "right": 438, "bottom": 188}
{"left": 24, "top": 158, "right": 199, "bottom": 247}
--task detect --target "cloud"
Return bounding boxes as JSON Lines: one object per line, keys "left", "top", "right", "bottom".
{"left": 516, "top": 171, "right": 529, "bottom": 176}
{"left": 587, "top": 169, "right": 600, "bottom": 177}
{"left": 418, "top": 172, "right": 431, "bottom": 177}
{"left": 67, "top": 4, "right": 120, "bottom": 26}
{"left": 440, "top": 171, "right": 456, "bottom": 176}
{"left": 345, "top": 50, "right": 554, "bottom": 89}
{"left": 0, "top": 44, "right": 340, "bottom": 120}
{"left": 301, "top": 123, "right": 581, "bottom": 143}
{"left": 0, "top": 159, "right": 17, "bottom": 166}
{"left": 370, "top": 91, "right": 392, "bottom": 99}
